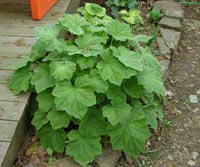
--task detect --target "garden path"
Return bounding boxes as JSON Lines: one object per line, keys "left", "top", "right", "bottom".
{"left": 151, "top": 8, "right": 200, "bottom": 167}
{"left": 0, "top": 0, "right": 70, "bottom": 166}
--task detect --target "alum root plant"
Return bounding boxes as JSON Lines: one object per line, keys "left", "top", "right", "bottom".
{"left": 8, "top": 3, "right": 165, "bottom": 167}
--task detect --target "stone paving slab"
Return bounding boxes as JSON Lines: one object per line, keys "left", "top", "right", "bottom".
{"left": 154, "top": 0, "right": 184, "bottom": 18}
{"left": 159, "top": 17, "right": 181, "bottom": 31}
{"left": 160, "top": 28, "right": 181, "bottom": 50}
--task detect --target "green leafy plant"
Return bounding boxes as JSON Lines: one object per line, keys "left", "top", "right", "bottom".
{"left": 47, "top": 147, "right": 56, "bottom": 163}
{"left": 106, "top": 0, "right": 137, "bottom": 18}
{"left": 119, "top": 9, "right": 143, "bottom": 25}
{"left": 7, "top": 3, "right": 164, "bottom": 167}
{"left": 149, "top": 8, "right": 164, "bottom": 24}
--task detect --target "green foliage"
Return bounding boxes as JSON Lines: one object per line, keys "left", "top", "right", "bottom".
{"left": 119, "top": 9, "right": 143, "bottom": 25}
{"left": 106, "top": 0, "right": 137, "bottom": 18}
{"left": 7, "top": 3, "right": 164, "bottom": 167}
{"left": 149, "top": 8, "right": 164, "bottom": 24}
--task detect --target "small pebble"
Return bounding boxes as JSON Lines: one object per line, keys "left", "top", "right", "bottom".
{"left": 187, "top": 160, "right": 196, "bottom": 166}
{"left": 183, "top": 147, "right": 188, "bottom": 152}
{"left": 189, "top": 95, "right": 198, "bottom": 104}
{"left": 167, "top": 154, "right": 173, "bottom": 161}
{"left": 191, "top": 151, "right": 199, "bottom": 160}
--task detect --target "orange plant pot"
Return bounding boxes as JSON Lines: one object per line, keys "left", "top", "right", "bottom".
{"left": 30, "top": 0, "right": 58, "bottom": 20}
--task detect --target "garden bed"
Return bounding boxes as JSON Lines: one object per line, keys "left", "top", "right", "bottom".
{"left": 11, "top": 0, "right": 193, "bottom": 167}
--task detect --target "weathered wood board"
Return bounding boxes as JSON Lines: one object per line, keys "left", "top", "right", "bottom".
{"left": 0, "top": 0, "right": 79, "bottom": 166}
{"left": 0, "top": 142, "right": 9, "bottom": 167}
{"left": 0, "top": 120, "right": 18, "bottom": 142}
{"left": 0, "top": 101, "right": 27, "bottom": 121}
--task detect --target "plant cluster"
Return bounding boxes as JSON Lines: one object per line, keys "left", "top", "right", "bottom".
{"left": 8, "top": 3, "right": 164, "bottom": 167}
{"left": 149, "top": 8, "right": 164, "bottom": 24}
{"left": 119, "top": 9, "right": 143, "bottom": 25}
{"left": 106, "top": 0, "right": 137, "bottom": 18}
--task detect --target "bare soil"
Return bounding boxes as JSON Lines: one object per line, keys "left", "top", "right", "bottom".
{"left": 146, "top": 5, "right": 200, "bottom": 167}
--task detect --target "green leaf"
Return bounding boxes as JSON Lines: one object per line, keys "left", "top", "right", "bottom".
{"left": 52, "top": 81, "right": 96, "bottom": 119}
{"left": 66, "top": 34, "right": 103, "bottom": 57}
{"left": 103, "top": 98, "right": 132, "bottom": 126}
{"left": 7, "top": 65, "right": 32, "bottom": 95}
{"left": 123, "top": 77, "right": 144, "bottom": 98}
{"left": 42, "top": 52, "right": 64, "bottom": 62}
{"left": 141, "top": 47, "right": 161, "bottom": 72}
{"left": 106, "top": 20, "right": 133, "bottom": 41}
{"left": 36, "top": 25, "right": 58, "bottom": 41}
{"left": 76, "top": 34, "right": 103, "bottom": 57}
{"left": 133, "top": 35, "right": 153, "bottom": 43}
{"left": 137, "top": 68, "right": 164, "bottom": 95}
{"left": 85, "top": 3, "right": 106, "bottom": 17}
{"left": 47, "top": 109, "right": 71, "bottom": 130}
{"left": 111, "top": 46, "right": 143, "bottom": 71}
{"left": 59, "top": 14, "right": 89, "bottom": 35}
{"left": 75, "top": 71, "right": 109, "bottom": 93}
{"left": 141, "top": 91, "right": 154, "bottom": 104}
{"left": 43, "top": 51, "right": 76, "bottom": 62}
{"left": 31, "top": 64, "right": 55, "bottom": 93}
{"left": 36, "top": 89, "right": 54, "bottom": 112}
{"left": 37, "top": 124, "right": 67, "bottom": 153}
{"left": 144, "top": 106, "right": 158, "bottom": 130}
{"left": 108, "top": 111, "right": 151, "bottom": 156}
{"left": 8, "top": 55, "right": 33, "bottom": 70}
{"left": 97, "top": 49, "right": 136, "bottom": 86}
{"left": 66, "top": 130, "right": 102, "bottom": 166}
{"left": 32, "top": 110, "right": 49, "bottom": 130}
{"left": 49, "top": 61, "right": 76, "bottom": 81}
{"left": 106, "top": 84, "right": 126, "bottom": 100}
{"left": 77, "top": 56, "right": 96, "bottom": 70}
{"left": 36, "top": 25, "right": 67, "bottom": 52}
{"left": 30, "top": 40, "right": 47, "bottom": 61}
{"left": 133, "top": 99, "right": 163, "bottom": 130}
{"left": 79, "top": 107, "right": 107, "bottom": 136}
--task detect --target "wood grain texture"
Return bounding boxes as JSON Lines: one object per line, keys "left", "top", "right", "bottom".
{"left": 0, "top": 101, "right": 27, "bottom": 121}
{"left": 0, "top": 142, "right": 10, "bottom": 167}
{"left": 0, "top": 120, "right": 18, "bottom": 142}
{"left": 0, "top": 36, "right": 36, "bottom": 47}
{"left": 0, "top": 84, "right": 29, "bottom": 102}
{"left": 0, "top": 70, "right": 13, "bottom": 84}
{"left": 0, "top": 45, "right": 31, "bottom": 58}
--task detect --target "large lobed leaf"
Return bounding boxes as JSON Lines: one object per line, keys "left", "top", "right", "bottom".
{"left": 108, "top": 111, "right": 151, "bottom": 156}
{"left": 47, "top": 109, "right": 71, "bottom": 130}
{"left": 37, "top": 125, "right": 67, "bottom": 153}
{"left": 52, "top": 81, "right": 96, "bottom": 119}
{"left": 97, "top": 49, "right": 136, "bottom": 86}
{"left": 67, "top": 34, "right": 103, "bottom": 57}
{"left": 36, "top": 25, "right": 67, "bottom": 52}
{"left": 66, "top": 130, "right": 102, "bottom": 166}
{"left": 49, "top": 61, "right": 76, "bottom": 81}
{"left": 103, "top": 98, "right": 132, "bottom": 126}
{"left": 36, "top": 89, "right": 54, "bottom": 112}
{"left": 111, "top": 46, "right": 143, "bottom": 71}
{"left": 59, "top": 14, "right": 89, "bottom": 35}
{"left": 7, "top": 65, "right": 32, "bottom": 95}
{"left": 31, "top": 64, "right": 55, "bottom": 93}
{"left": 106, "top": 20, "right": 133, "bottom": 41}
